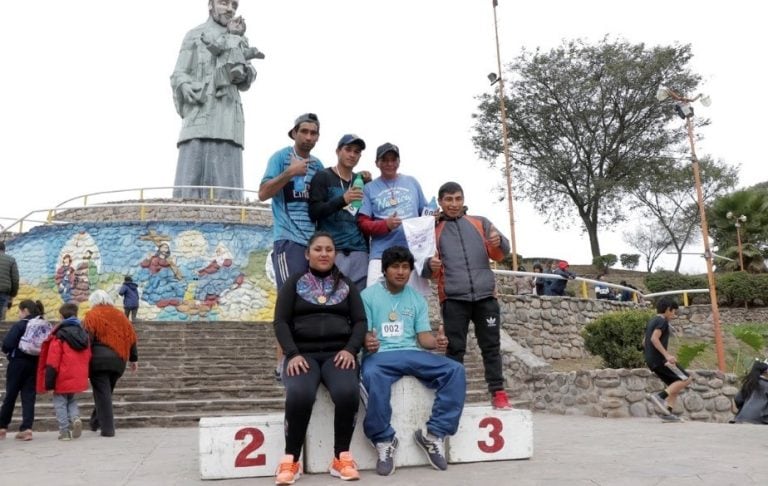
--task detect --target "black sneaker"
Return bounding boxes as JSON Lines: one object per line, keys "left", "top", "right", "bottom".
{"left": 414, "top": 430, "right": 447, "bottom": 471}
{"left": 373, "top": 436, "right": 398, "bottom": 476}
{"left": 660, "top": 413, "right": 683, "bottom": 423}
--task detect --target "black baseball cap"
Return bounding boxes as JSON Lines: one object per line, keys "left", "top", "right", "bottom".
{"left": 337, "top": 134, "right": 366, "bottom": 150}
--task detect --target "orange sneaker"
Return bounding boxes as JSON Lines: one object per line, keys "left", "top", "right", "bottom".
{"left": 0, "top": 428, "right": 6, "bottom": 440}
{"left": 491, "top": 390, "right": 513, "bottom": 410}
{"left": 275, "top": 454, "right": 301, "bottom": 485}
{"left": 15, "top": 429, "right": 33, "bottom": 441}
{"left": 329, "top": 451, "right": 360, "bottom": 481}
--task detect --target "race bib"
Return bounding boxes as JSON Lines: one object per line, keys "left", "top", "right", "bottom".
{"left": 380, "top": 321, "right": 404, "bottom": 338}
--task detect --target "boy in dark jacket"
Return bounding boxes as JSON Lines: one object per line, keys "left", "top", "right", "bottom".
{"left": 423, "top": 181, "right": 513, "bottom": 409}
{"left": 118, "top": 275, "right": 140, "bottom": 322}
{"left": 37, "top": 303, "right": 92, "bottom": 440}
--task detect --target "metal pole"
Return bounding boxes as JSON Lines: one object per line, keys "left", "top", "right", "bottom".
{"left": 686, "top": 117, "right": 726, "bottom": 372}
{"left": 492, "top": 0, "right": 518, "bottom": 271}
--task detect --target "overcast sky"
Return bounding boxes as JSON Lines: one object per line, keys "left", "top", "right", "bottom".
{"left": 1, "top": 1, "right": 764, "bottom": 274}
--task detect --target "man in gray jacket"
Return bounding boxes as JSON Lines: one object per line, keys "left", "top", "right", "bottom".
{"left": 423, "top": 182, "right": 513, "bottom": 409}
{"left": 0, "top": 241, "right": 19, "bottom": 321}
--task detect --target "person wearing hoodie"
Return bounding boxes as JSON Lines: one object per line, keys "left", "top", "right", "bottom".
{"left": 82, "top": 290, "right": 138, "bottom": 437}
{"left": 546, "top": 261, "right": 576, "bottom": 296}
{"left": 118, "top": 275, "right": 140, "bottom": 322}
{"left": 36, "top": 303, "right": 92, "bottom": 440}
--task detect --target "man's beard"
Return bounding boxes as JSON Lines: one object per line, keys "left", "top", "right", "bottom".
{"left": 211, "top": 10, "right": 234, "bottom": 26}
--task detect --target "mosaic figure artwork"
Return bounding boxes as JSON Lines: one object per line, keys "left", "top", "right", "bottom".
{"left": 6, "top": 222, "right": 276, "bottom": 321}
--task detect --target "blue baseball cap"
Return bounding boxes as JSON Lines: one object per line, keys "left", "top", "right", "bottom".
{"left": 337, "top": 134, "right": 366, "bottom": 150}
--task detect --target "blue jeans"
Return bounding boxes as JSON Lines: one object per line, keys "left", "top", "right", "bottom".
{"left": 53, "top": 393, "right": 79, "bottom": 432}
{"left": 361, "top": 350, "right": 466, "bottom": 443}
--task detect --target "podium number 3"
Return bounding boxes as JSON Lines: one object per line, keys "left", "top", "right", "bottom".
{"left": 234, "top": 427, "right": 266, "bottom": 467}
{"left": 477, "top": 417, "right": 504, "bottom": 453}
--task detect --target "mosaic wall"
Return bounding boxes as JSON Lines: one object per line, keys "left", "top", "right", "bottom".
{"left": 5, "top": 222, "right": 276, "bottom": 321}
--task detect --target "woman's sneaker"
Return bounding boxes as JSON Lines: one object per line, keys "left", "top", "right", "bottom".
{"left": 0, "top": 428, "right": 6, "bottom": 440}
{"left": 373, "top": 437, "right": 399, "bottom": 476}
{"left": 414, "top": 429, "right": 447, "bottom": 471}
{"left": 58, "top": 430, "right": 73, "bottom": 441}
{"left": 329, "top": 451, "right": 360, "bottom": 481}
{"left": 275, "top": 454, "right": 301, "bottom": 485}
{"left": 15, "top": 429, "right": 33, "bottom": 441}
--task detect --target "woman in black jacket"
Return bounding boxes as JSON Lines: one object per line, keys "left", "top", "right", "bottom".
{"left": 733, "top": 359, "right": 768, "bottom": 424}
{"left": 273, "top": 231, "right": 367, "bottom": 484}
{"left": 0, "top": 300, "right": 45, "bottom": 440}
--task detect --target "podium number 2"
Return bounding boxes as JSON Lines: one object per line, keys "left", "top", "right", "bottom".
{"left": 477, "top": 417, "right": 504, "bottom": 453}
{"left": 234, "top": 427, "right": 266, "bottom": 467}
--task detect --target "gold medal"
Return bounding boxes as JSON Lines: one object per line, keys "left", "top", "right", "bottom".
{"left": 388, "top": 312, "right": 398, "bottom": 322}
{"left": 317, "top": 295, "right": 327, "bottom": 305}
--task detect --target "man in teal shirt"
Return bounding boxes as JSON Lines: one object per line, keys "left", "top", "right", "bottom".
{"left": 361, "top": 246, "right": 465, "bottom": 476}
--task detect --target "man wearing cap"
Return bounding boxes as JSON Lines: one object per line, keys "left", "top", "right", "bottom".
{"left": 171, "top": 0, "right": 258, "bottom": 201}
{"left": 309, "top": 134, "right": 371, "bottom": 290}
{"left": 357, "top": 143, "right": 429, "bottom": 294}
{"left": 259, "top": 113, "right": 323, "bottom": 289}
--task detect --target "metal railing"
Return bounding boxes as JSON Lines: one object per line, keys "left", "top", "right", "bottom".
{"left": 1, "top": 186, "right": 268, "bottom": 236}
{"left": 494, "top": 269, "right": 709, "bottom": 306}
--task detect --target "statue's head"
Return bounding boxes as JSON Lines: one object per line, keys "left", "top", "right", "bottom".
{"left": 209, "top": 0, "right": 238, "bottom": 27}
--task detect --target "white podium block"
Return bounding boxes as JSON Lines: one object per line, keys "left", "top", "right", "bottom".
{"left": 447, "top": 406, "right": 533, "bottom": 463}
{"left": 199, "top": 414, "right": 291, "bottom": 480}
{"left": 304, "top": 376, "right": 435, "bottom": 473}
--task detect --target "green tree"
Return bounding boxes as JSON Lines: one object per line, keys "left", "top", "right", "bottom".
{"left": 630, "top": 156, "right": 738, "bottom": 272}
{"left": 709, "top": 188, "right": 768, "bottom": 272}
{"left": 620, "top": 253, "right": 640, "bottom": 270}
{"left": 472, "top": 38, "right": 702, "bottom": 258}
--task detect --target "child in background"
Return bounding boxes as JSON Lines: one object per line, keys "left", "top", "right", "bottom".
{"left": 37, "top": 303, "right": 92, "bottom": 440}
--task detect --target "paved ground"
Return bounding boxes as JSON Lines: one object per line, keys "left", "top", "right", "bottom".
{"left": 1, "top": 413, "right": 766, "bottom": 485}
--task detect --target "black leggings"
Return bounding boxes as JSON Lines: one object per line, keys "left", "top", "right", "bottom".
{"left": 282, "top": 351, "right": 360, "bottom": 459}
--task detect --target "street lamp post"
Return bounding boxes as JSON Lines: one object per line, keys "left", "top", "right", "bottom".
{"left": 726, "top": 211, "right": 747, "bottom": 271}
{"left": 656, "top": 86, "right": 726, "bottom": 372}
{"left": 490, "top": 0, "right": 518, "bottom": 271}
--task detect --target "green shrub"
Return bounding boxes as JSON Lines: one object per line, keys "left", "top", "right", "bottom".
{"left": 644, "top": 271, "right": 708, "bottom": 294}
{"left": 582, "top": 309, "right": 654, "bottom": 368}
{"left": 676, "top": 343, "right": 708, "bottom": 368}
{"left": 718, "top": 272, "right": 757, "bottom": 306}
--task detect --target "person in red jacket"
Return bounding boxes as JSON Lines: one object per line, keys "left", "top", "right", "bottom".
{"left": 37, "top": 303, "right": 91, "bottom": 441}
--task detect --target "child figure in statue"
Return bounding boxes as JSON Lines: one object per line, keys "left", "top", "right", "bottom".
{"left": 200, "top": 16, "right": 265, "bottom": 98}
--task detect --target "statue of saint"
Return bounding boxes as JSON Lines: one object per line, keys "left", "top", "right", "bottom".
{"left": 171, "top": 0, "right": 263, "bottom": 201}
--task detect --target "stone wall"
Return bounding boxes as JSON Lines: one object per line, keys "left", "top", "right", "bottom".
{"left": 498, "top": 295, "right": 634, "bottom": 359}
{"left": 52, "top": 198, "right": 273, "bottom": 226}
{"left": 522, "top": 368, "right": 737, "bottom": 422}
{"left": 495, "top": 294, "right": 768, "bottom": 361}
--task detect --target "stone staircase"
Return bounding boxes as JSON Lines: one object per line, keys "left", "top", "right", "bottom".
{"left": 0, "top": 321, "right": 491, "bottom": 431}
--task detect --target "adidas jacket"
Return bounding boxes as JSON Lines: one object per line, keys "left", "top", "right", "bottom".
{"left": 423, "top": 212, "right": 509, "bottom": 303}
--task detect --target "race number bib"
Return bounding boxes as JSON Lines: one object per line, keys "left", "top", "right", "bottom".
{"left": 380, "top": 321, "right": 404, "bottom": 338}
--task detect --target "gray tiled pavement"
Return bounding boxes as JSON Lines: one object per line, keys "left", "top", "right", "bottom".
{"left": 1, "top": 413, "right": 766, "bottom": 485}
